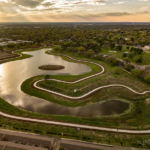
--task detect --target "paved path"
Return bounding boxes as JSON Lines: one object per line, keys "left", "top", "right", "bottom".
{"left": 34, "top": 52, "right": 150, "bottom": 100}
{"left": 1, "top": 49, "right": 150, "bottom": 134}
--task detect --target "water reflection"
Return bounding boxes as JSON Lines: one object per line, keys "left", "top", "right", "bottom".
{"left": 0, "top": 48, "right": 129, "bottom": 117}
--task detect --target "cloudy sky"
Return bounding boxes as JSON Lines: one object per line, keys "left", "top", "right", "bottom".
{"left": 0, "top": 0, "right": 150, "bottom": 22}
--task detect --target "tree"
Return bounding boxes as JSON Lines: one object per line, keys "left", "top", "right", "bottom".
{"left": 105, "top": 56, "right": 115, "bottom": 64}
{"left": 112, "top": 67, "right": 123, "bottom": 74}
{"left": 66, "top": 46, "right": 73, "bottom": 52}
{"left": 144, "top": 76, "right": 150, "bottom": 84}
{"left": 45, "top": 75, "right": 50, "bottom": 83}
{"left": 131, "top": 69, "right": 146, "bottom": 80}
{"left": 124, "top": 64, "right": 134, "bottom": 72}
{"left": 96, "top": 53, "right": 104, "bottom": 61}
{"left": 110, "top": 43, "right": 115, "bottom": 49}
{"left": 78, "top": 46, "right": 85, "bottom": 53}
{"left": 86, "top": 49, "right": 94, "bottom": 58}
{"left": 54, "top": 47, "right": 61, "bottom": 51}
{"left": 128, "top": 53, "right": 134, "bottom": 59}
{"left": 112, "top": 59, "right": 121, "bottom": 66}
{"left": 122, "top": 53, "right": 127, "bottom": 58}
{"left": 123, "top": 58, "right": 130, "bottom": 64}
{"left": 133, "top": 55, "right": 143, "bottom": 63}
{"left": 115, "top": 45, "right": 122, "bottom": 51}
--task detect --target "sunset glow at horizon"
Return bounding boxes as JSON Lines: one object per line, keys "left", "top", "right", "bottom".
{"left": 0, "top": 0, "right": 150, "bottom": 22}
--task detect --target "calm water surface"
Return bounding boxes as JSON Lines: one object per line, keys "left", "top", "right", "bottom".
{"left": 0, "top": 48, "right": 129, "bottom": 117}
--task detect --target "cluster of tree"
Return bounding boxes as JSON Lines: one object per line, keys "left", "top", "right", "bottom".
{"left": 122, "top": 47, "right": 143, "bottom": 64}
{"left": 131, "top": 68, "right": 150, "bottom": 84}
{"left": 0, "top": 23, "right": 150, "bottom": 49}
{"left": 6, "top": 42, "right": 41, "bottom": 49}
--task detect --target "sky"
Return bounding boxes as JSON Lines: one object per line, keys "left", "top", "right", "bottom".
{"left": 0, "top": 0, "right": 150, "bottom": 22}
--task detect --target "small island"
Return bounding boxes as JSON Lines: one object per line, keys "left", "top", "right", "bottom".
{"left": 38, "top": 65, "right": 65, "bottom": 70}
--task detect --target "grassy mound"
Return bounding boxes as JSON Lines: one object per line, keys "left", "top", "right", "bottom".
{"left": 38, "top": 65, "right": 65, "bottom": 70}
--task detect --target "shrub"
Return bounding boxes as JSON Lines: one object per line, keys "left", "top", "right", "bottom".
{"left": 112, "top": 67, "right": 123, "bottom": 74}
{"left": 133, "top": 55, "right": 143, "bottom": 63}
{"left": 128, "top": 53, "right": 134, "bottom": 59}
{"left": 122, "top": 53, "right": 127, "bottom": 58}
{"left": 105, "top": 56, "right": 115, "bottom": 64}
{"left": 96, "top": 53, "right": 104, "bottom": 61}
{"left": 115, "top": 45, "right": 122, "bottom": 51}
{"left": 86, "top": 49, "right": 94, "bottom": 58}
{"left": 112, "top": 59, "right": 121, "bottom": 66}
{"left": 144, "top": 76, "right": 150, "bottom": 84}
{"left": 54, "top": 47, "right": 61, "bottom": 51}
{"left": 124, "top": 64, "right": 134, "bottom": 72}
{"left": 131, "top": 69, "right": 146, "bottom": 80}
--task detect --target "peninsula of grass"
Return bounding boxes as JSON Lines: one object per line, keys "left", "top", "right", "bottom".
{"left": 38, "top": 65, "right": 65, "bottom": 71}
{"left": 10, "top": 47, "right": 51, "bottom": 61}
{"left": 32, "top": 50, "right": 150, "bottom": 99}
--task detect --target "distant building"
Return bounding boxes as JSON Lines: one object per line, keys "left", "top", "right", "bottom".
{"left": 124, "top": 52, "right": 129, "bottom": 54}
{"left": 145, "top": 45, "right": 150, "bottom": 50}
{"left": 125, "top": 37, "right": 129, "bottom": 41}
{"left": 136, "top": 45, "right": 141, "bottom": 48}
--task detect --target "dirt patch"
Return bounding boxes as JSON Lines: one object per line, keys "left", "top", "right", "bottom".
{"left": 0, "top": 51, "right": 17, "bottom": 62}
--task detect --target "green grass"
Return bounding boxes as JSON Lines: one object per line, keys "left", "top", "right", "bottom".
{"left": 10, "top": 47, "right": 51, "bottom": 61}
{"left": 1, "top": 114, "right": 150, "bottom": 149}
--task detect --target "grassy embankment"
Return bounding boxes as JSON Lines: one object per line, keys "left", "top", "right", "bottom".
{"left": 1, "top": 97, "right": 150, "bottom": 149}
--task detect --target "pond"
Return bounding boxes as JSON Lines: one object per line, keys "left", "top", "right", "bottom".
{"left": 0, "top": 48, "right": 129, "bottom": 117}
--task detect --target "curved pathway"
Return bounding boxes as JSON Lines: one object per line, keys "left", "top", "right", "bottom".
{"left": 1, "top": 110, "right": 150, "bottom": 134}
{"left": 1, "top": 49, "right": 150, "bottom": 134}
{"left": 34, "top": 52, "right": 150, "bottom": 100}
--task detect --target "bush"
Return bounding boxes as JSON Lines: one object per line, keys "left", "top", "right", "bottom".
{"left": 128, "top": 53, "right": 134, "bottom": 59}
{"left": 86, "top": 49, "right": 94, "bottom": 58}
{"left": 133, "top": 55, "right": 143, "bottom": 63}
{"left": 112, "top": 67, "right": 123, "bottom": 74}
{"left": 144, "top": 76, "right": 150, "bottom": 84}
{"left": 96, "top": 53, "right": 104, "bottom": 61}
{"left": 131, "top": 69, "right": 146, "bottom": 80}
{"left": 124, "top": 64, "right": 134, "bottom": 72}
{"left": 105, "top": 56, "right": 115, "bottom": 64}
{"left": 112, "top": 59, "right": 121, "bottom": 66}
{"left": 54, "top": 47, "right": 61, "bottom": 51}
{"left": 122, "top": 53, "right": 127, "bottom": 58}
{"left": 115, "top": 45, "right": 122, "bottom": 51}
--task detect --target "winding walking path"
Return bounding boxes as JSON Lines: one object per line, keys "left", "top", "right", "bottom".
{"left": 1, "top": 49, "right": 150, "bottom": 134}
{"left": 34, "top": 52, "right": 150, "bottom": 100}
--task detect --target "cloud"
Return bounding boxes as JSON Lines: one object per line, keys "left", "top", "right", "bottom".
{"left": 10, "top": 0, "right": 44, "bottom": 8}
{"left": 140, "top": 6, "right": 150, "bottom": 10}
{"left": 113, "top": 1, "right": 125, "bottom": 4}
